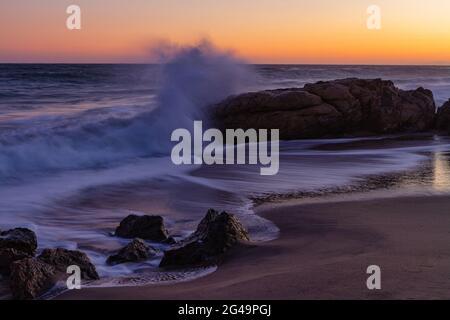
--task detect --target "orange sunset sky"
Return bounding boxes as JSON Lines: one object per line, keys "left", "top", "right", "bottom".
{"left": 1, "top": 0, "right": 450, "bottom": 64}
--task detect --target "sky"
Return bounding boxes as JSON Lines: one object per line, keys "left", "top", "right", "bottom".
{"left": 1, "top": 0, "right": 450, "bottom": 64}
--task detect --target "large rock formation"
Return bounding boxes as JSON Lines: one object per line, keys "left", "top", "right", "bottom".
{"left": 160, "top": 209, "right": 249, "bottom": 268}
{"left": 115, "top": 215, "right": 169, "bottom": 242}
{"left": 213, "top": 78, "right": 436, "bottom": 139}
{"left": 107, "top": 238, "right": 156, "bottom": 266}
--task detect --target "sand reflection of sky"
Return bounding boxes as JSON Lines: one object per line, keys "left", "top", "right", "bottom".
{"left": 433, "top": 152, "right": 450, "bottom": 191}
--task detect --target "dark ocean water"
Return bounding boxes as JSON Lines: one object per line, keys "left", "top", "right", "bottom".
{"left": 2, "top": 64, "right": 450, "bottom": 121}
{"left": 1, "top": 63, "right": 450, "bottom": 293}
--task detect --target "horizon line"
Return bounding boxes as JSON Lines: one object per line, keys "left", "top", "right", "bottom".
{"left": 1, "top": 62, "right": 450, "bottom": 67}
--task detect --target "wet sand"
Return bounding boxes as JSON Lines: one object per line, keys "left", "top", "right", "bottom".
{"left": 57, "top": 194, "right": 450, "bottom": 300}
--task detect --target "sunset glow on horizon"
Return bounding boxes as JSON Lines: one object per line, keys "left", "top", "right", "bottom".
{"left": 2, "top": 0, "right": 450, "bottom": 64}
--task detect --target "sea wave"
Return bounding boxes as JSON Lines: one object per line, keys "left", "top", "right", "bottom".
{"left": 0, "top": 43, "right": 252, "bottom": 180}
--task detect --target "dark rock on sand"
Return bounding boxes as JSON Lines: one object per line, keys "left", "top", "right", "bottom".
{"left": 436, "top": 99, "right": 450, "bottom": 132}
{"left": 9, "top": 258, "right": 56, "bottom": 300}
{"left": 0, "top": 228, "right": 38, "bottom": 256}
{"left": 38, "top": 248, "right": 99, "bottom": 280}
{"left": 107, "top": 238, "right": 156, "bottom": 266}
{"left": 1, "top": 228, "right": 98, "bottom": 299}
{"left": 0, "top": 248, "right": 31, "bottom": 275}
{"left": 160, "top": 209, "right": 249, "bottom": 268}
{"left": 115, "top": 214, "right": 169, "bottom": 242}
{"left": 213, "top": 78, "right": 436, "bottom": 139}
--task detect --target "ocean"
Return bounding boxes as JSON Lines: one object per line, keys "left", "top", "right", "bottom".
{"left": 1, "top": 63, "right": 450, "bottom": 293}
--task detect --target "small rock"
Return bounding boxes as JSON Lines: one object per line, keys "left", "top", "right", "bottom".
{"left": 9, "top": 258, "right": 56, "bottom": 300}
{"left": 0, "top": 228, "right": 37, "bottom": 256}
{"left": 115, "top": 214, "right": 169, "bottom": 242}
{"left": 193, "top": 209, "right": 250, "bottom": 247}
{"left": 38, "top": 248, "right": 99, "bottom": 280}
{"left": 160, "top": 209, "right": 249, "bottom": 268}
{"left": 106, "top": 238, "right": 155, "bottom": 266}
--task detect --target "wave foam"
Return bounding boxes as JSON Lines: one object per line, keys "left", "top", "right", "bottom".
{"left": 0, "top": 42, "right": 252, "bottom": 180}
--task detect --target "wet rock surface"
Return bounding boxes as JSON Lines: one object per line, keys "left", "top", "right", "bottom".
{"left": 214, "top": 78, "right": 436, "bottom": 139}
{"left": 38, "top": 248, "right": 99, "bottom": 280}
{"left": 6, "top": 247, "right": 100, "bottom": 300}
{"left": 9, "top": 258, "right": 56, "bottom": 300}
{"left": 0, "top": 248, "right": 32, "bottom": 275}
{"left": 0, "top": 224, "right": 101, "bottom": 299}
{"left": 107, "top": 238, "right": 156, "bottom": 265}
{"left": 115, "top": 215, "right": 169, "bottom": 242}
{"left": 0, "top": 228, "right": 38, "bottom": 256}
{"left": 160, "top": 209, "right": 249, "bottom": 268}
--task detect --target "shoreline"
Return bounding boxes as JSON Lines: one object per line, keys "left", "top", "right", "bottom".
{"left": 5, "top": 133, "right": 447, "bottom": 300}
{"left": 57, "top": 193, "right": 450, "bottom": 300}
{"left": 2, "top": 133, "right": 445, "bottom": 300}
{"left": 4, "top": 133, "right": 440, "bottom": 300}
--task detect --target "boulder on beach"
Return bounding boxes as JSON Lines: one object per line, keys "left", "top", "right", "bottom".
{"left": 0, "top": 248, "right": 32, "bottom": 275}
{"left": 38, "top": 248, "right": 99, "bottom": 280}
{"left": 213, "top": 78, "right": 436, "bottom": 139}
{"left": 0, "top": 226, "right": 99, "bottom": 299}
{"left": 436, "top": 99, "right": 450, "bottom": 133}
{"left": 107, "top": 238, "right": 156, "bottom": 266}
{"left": 115, "top": 214, "right": 169, "bottom": 242}
{"left": 159, "top": 209, "right": 249, "bottom": 268}
{"left": 9, "top": 258, "right": 56, "bottom": 300}
{"left": 0, "top": 228, "right": 38, "bottom": 256}
{"left": 8, "top": 248, "right": 99, "bottom": 300}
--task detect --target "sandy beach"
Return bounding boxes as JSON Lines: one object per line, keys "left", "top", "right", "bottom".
{"left": 57, "top": 194, "right": 450, "bottom": 300}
